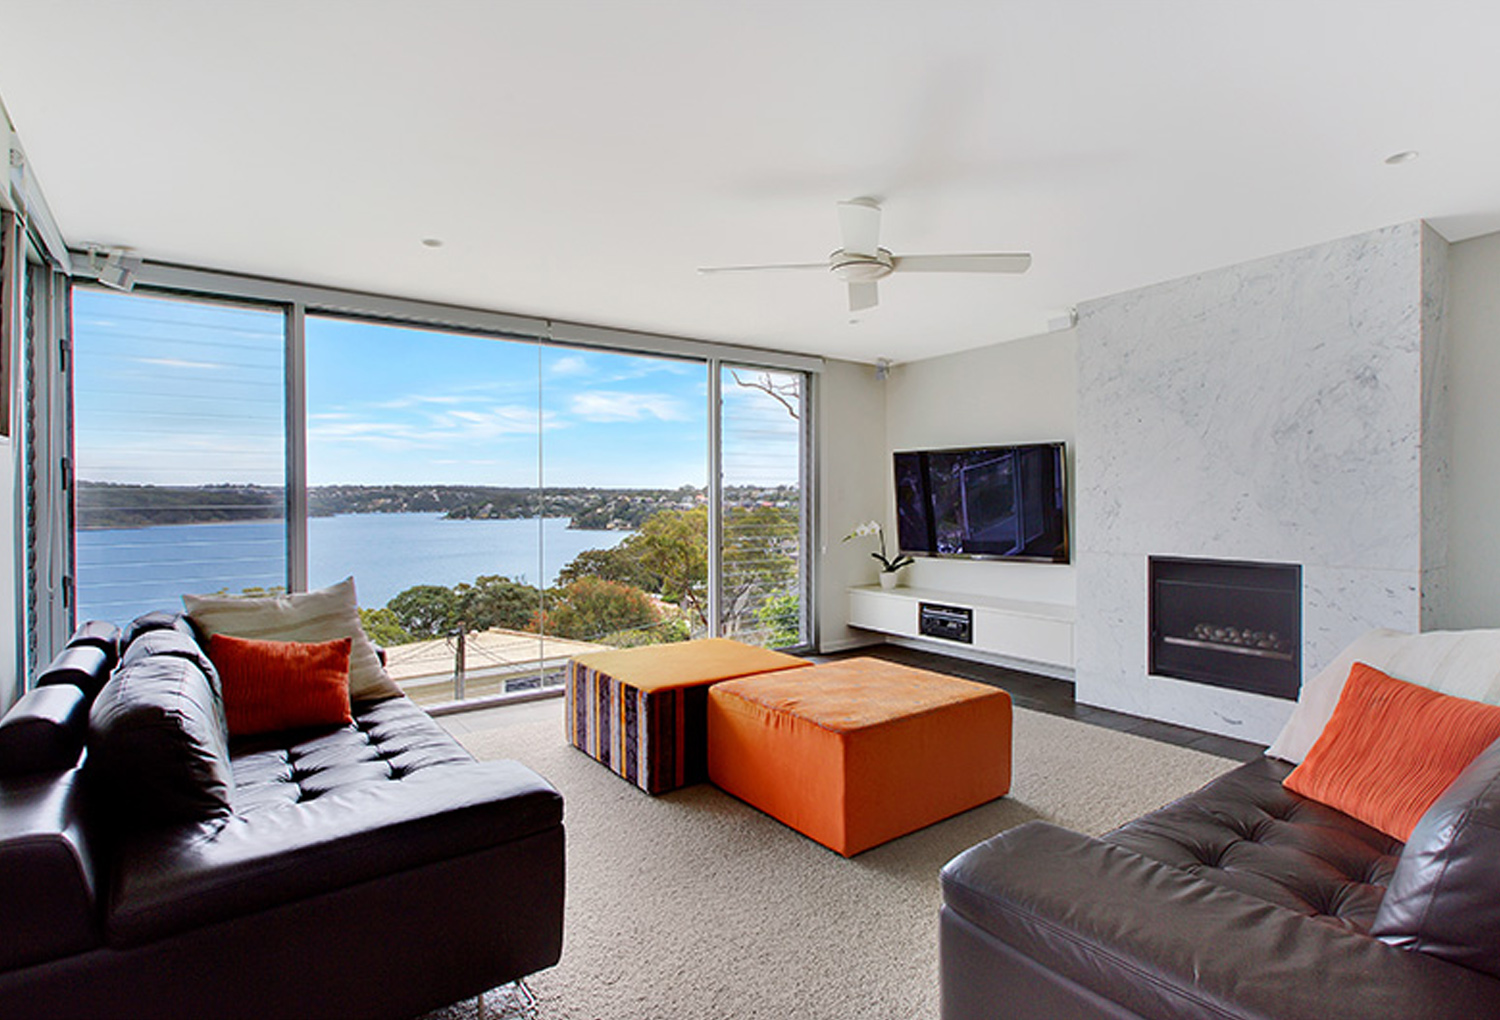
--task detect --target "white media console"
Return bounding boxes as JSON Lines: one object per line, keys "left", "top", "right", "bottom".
{"left": 847, "top": 585, "right": 1076, "bottom": 676}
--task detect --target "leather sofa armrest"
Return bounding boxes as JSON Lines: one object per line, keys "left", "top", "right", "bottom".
{"left": 109, "top": 758, "right": 563, "bottom": 945}
{"left": 941, "top": 821, "right": 1499, "bottom": 1020}
{"left": 0, "top": 769, "right": 101, "bottom": 970}
{"left": 0, "top": 685, "right": 90, "bottom": 775}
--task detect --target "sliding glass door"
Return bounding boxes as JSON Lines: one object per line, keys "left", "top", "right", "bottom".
{"left": 719, "top": 365, "right": 808, "bottom": 648}
{"left": 60, "top": 283, "right": 814, "bottom": 701}
{"left": 540, "top": 345, "right": 708, "bottom": 654}
{"left": 304, "top": 315, "right": 546, "bottom": 705}
{"left": 71, "top": 289, "right": 286, "bottom": 623}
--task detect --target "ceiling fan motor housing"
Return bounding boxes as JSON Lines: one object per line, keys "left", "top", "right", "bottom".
{"left": 829, "top": 248, "right": 895, "bottom": 282}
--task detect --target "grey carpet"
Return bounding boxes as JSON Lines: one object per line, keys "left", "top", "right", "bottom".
{"left": 427, "top": 699, "right": 1235, "bottom": 1020}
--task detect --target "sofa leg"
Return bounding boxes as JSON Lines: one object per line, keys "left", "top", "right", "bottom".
{"left": 479, "top": 979, "right": 538, "bottom": 1020}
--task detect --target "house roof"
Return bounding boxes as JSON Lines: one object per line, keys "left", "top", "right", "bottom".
{"left": 2, "top": 0, "right": 1498, "bottom": 364}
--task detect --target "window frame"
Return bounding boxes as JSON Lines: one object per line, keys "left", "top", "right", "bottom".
{"left": 39, "top": 256, "right": 821, "bottom": 674}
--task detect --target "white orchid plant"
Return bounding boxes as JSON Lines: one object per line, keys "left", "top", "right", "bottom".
{"left": 842, "top": 520, "right": 915, "bottom": 573}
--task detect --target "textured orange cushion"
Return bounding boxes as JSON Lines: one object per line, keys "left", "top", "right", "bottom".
{"left": 208, "top": 633, "right": 354, "bottom": 738}
{"left": 1284, "top": 661, "right": 1500, "bottom": 841}
{"left": 708, "top": 659, "right": 1012, "bottom": 856}
{"left": 570, "top": 637, "right": 808, "bottom": 694}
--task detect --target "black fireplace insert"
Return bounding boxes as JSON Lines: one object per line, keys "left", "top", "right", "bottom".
{"left": 1148, "top": 556, "right": 1302, "bottom": 700}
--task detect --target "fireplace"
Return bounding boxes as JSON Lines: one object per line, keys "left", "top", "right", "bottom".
{"left": 1148, "top": 557, "right": 1302, "bottom": 700}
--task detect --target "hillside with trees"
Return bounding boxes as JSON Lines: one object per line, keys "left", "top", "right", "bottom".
{"left": 77, "top": 482, "right": 708, "bottom": 530}
{"left": 362, "top": 502, "right": 802, "bottom": 650}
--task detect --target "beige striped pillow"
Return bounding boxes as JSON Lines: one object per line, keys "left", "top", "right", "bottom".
{"left": 183, "top": 577, "right": 401, "bottom": 702}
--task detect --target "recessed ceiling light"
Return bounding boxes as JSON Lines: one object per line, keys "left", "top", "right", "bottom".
{"left": 420, "top": 238, "right": 444, "bottom": 248}
{"left": 1384, "top": 150, "right": 1419, "bottom": 165}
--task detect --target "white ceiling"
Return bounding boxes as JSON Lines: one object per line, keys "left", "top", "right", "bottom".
{"left": 3, "top": 0, "right": 1499, "bottom": 365}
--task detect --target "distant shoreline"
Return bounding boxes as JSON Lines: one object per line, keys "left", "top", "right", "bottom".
{"left": 75, "top": 481, "right": 723, "bottom": 531}
{"left": 76, "top": 511, "right": 622, "bottom": 533}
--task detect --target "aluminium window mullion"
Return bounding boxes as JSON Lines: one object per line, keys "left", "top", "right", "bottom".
{"left": 800, "top": 369, "right": 817, "bottom": 652}
{"left": 284, "top": 302, "right": 308, "bottom": 592}
{"left": 707, "top": 359, "right": 723, "bottom": 638}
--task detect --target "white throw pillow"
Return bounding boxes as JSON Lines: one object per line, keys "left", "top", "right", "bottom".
{"left": 183, "top": 576, "right": 402, "bottom": 702}
{"left": 1266, "top": 627, "right": 1500, "bottom": 762}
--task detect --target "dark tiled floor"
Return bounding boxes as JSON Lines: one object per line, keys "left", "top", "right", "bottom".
{"left": 813, "top": 643, "right": 1265, "bottom": 763}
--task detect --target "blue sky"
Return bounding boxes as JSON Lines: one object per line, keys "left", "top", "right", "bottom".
{"left": 73, "top": 289, "right": 800, "bottom": 489}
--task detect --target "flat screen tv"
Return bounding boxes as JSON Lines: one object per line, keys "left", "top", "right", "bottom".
{"left": 894, "top": 442, "right": 1069, "bottom": 563}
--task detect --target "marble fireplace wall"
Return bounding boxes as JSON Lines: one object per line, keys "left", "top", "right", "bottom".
{"left": 1075, "top": 221, "right": 1448, "bottom": 743}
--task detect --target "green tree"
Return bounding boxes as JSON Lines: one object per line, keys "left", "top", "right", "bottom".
{"left": 453, "top": 575, "right": 540, "bottom": 632}
{"left": 722, "top": 504, "right": 799, "bottom": 639}
{"left": 556, "top": 544, "right": 658, "bottom": 592}
{"left": 359, "top": 606, "right": 414, "bottom": 647}
{"left": 387, "top": 584, "right": 460, "bottom": 637}
{"left": 541, "top": 577, "right": 659, "bottom": 641}
{"left": 755, "top": 592, "right": 801, "bottom": 649}
{"left": 629, "top": 506, "right": 709, "bottom": 629}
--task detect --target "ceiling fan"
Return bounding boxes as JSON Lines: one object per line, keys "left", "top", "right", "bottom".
{"left": 698, "top": 198, "right": 1031, "bottom": 312}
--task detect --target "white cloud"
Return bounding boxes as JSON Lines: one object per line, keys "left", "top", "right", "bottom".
{"left": 307, "top": 403, "right": 558, "bottom": 454}
{"left": 546, "top": 354, "right": 589, "bottom": 377}
{"left": 569, "top": 391, "right": 690, "bottom": 423}
{"left": 599, "top": 359, "right": 699, "bottom": 384}
{"left": 131, "top": 356, "right": 226, "bottom": 370}
{"left": 433, "top": 405, "right": 544, "bottom": 436}
{"left": 373, "top": 393, "right": 474, "bottom": 410}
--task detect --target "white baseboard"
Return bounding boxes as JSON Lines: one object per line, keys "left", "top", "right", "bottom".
{"left": 883, "top": 635, "right": 1077, "bottom": 681}
{"left": 817, "top": 634, "right": 886, "bottom": 654}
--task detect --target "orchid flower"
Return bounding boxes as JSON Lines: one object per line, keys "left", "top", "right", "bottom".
{"left": 842, "top": 520, "right": 915, "bottom": 573}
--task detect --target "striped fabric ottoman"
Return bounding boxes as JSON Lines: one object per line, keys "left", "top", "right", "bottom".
{"left": 707, "top": 658, "right": 1013, "bottom": 856}
{"left": 565, "top": 638, "right": 809, "bottom": 794}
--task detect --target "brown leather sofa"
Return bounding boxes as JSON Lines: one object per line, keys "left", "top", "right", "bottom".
{"left": 0, "top": 615, "right": 564, "bottom": 1020}
{"left": 940, "top": 743, "right": 1500, "bottom": 1020}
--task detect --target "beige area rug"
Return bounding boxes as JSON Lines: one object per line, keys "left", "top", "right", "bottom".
{"left": 429, "top": 699, "right": 1235, "bottom": 1020}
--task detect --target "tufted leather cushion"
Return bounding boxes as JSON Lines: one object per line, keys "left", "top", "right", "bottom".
{"left": 107, "top": 695, "right": 561, "bottom": 945}
{"left": 227, "top": 695, "right": 475, "bottom": 810}
{"left": 1372, "top": 737, "right": 1500, "bottom": 978}
{"left": 87, "top": 655, "right": 234, "bottom": 824}
{"left": 940, "top": 821, "right": 1500, "bottom": 1020}
{"left": 1104, "top": 756, "right": 1401, "bottom": 933}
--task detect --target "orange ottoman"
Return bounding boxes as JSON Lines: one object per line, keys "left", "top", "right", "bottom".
{"left": 707, "top": 658, "right": 1012, "bottom": 856}
{"left": 565, "top": 638, "right": 809, "bottom": 794}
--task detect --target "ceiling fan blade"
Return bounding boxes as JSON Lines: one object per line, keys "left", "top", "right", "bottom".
{"left": 837, "top": 199, "right": 882, "bottom": 257}
{"left": 848, "top": 281, "right": 879, "bottom": 312}
{"left": 697, "top": 262, "right": 827, "bottom": 274}
{"left": 891, "top": 253, "right": 1032, "bottom": 274}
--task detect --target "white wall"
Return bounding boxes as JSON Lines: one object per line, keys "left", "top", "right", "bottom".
{"left": 1439, "top": 229, "right": 1500, "bottom": 628}
{"left": 883, "top": 331, "right": 1077, "bottom": 606}
{"left": 815, "top": 358, "right": 889, "bottom": 651}
{"left": 1074, "top": 222, "right": 1444, "bottom": 743}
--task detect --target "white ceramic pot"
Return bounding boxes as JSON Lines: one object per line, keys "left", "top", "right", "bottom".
{"left": 879, "top": 571, "right": 900, "bottom": 589}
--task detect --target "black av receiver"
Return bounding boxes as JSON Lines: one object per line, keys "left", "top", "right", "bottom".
{"left": 918, "top": 602, "right": 973, "bottom": 644}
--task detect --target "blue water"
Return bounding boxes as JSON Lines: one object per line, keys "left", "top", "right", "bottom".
{"left": 74, "top": 513, "right": 631, "bottom": 625}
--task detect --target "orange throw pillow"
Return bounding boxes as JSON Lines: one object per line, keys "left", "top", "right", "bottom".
{"left": 1284, "top": 662, "right": 1500, "bottom": 841}
{"left": 208, "top": 633, "right": 354, "bottom": 738}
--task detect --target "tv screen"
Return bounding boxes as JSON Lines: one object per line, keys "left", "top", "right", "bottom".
{"left": 894, "top": 442, "right": 1069, "bottom": 563}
